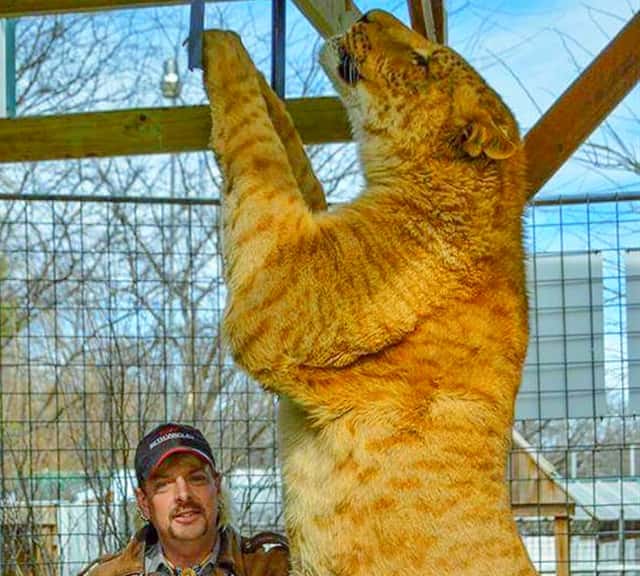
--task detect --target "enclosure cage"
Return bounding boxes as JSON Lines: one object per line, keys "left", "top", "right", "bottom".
{"left": 0, "top": 1, "right": 638, "bottom": 576}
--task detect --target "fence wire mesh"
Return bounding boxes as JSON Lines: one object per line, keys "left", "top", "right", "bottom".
{"left": 1, "top": 188, "right": 638, "bottom": 575}
{"left": 0, "top": 187, "right": 283, "bottom": 575}
{"left": 512, "top": 195, "right": 640, "bottom": 575}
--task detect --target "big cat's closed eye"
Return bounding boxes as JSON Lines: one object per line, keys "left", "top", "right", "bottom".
{"left": 412, "top": 52, "right": 429, "bottom": 69}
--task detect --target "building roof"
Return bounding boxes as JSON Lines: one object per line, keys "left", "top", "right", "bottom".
{"left": 566, "top": 478, "right": 640, "bottom": 521}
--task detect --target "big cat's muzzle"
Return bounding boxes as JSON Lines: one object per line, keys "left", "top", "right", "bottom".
{"left": 337, "top": 44, "right": 362, "bottom": 85}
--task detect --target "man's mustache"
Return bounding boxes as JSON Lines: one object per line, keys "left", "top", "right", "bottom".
{"left": 171, "top": 502, "right": 203, "bottom": 519}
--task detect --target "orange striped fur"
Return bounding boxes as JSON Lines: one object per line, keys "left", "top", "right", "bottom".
{"left": 204, "top": 9, "right": 534, "bottom": 576}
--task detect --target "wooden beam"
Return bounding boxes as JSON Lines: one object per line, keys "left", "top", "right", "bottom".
{"left": 407, "top": 1, "right": 445, "bottom": 43}
{"left": 0, "top": 1, "right": 247, "bottom": 18}
{"left": 554, "top": 515, "right": 570, "bottom": 576}
{"left": 407, "top": 0, "right": 436, "bottom": 42}
{"left": 291, "top": 1, "right": 362, "bottom": 91}
{"left": 431, "top": 0, "right": 445, "bottom": 44}
{"left": 511, "top": 503, "right": 575, "bottom": 518}
{"left": 525, "top": 10, "right": 640, "bottom": 199}
{"left": 0, "top": 98, "right": 350, "bottom": 163}
{"left": 291, "top": 0, "right": 360, "bottom": 39}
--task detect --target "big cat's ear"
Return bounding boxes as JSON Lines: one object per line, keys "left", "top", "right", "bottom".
{"left": 460, "top": 114, "right": 517, "bottom": 160}
{"left": 454, "top": 84, "right": 518, "bottom": 160}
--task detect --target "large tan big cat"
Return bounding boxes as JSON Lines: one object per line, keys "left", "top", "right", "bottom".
{"left": 203, "top": 9, "right": 534, "bottom": 576}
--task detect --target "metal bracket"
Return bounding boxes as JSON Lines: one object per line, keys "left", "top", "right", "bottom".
{"left": 187, "top": 0, "right": 205, "bottom": 71}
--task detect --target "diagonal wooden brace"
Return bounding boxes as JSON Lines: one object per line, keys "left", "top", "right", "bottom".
{"left": 524, "top": 11, "right": 640, "bottom": 199}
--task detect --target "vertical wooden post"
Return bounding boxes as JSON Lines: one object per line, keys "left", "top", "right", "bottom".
{"left": 407, "top": 0, "right": 436, "bottom": 42}
{"left": 407, "top": 0, "right": 446, "bottom": 43}
{"left": 554, "top": 514, "right": 570, "bottom": 576}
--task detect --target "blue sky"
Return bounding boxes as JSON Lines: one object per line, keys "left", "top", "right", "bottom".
{"left": 437, "top": 0, "right": 639, "bottom": 198}
{"left": 289, "top": 0, "right": 639, "bottom": 198}
{"left": 201, "top": 0, "right": 638, "bottom": 199}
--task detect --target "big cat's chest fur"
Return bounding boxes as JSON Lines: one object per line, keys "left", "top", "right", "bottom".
{"left": 277, "top": 375, "right": 521, "bottom": 575}
{"left": 204, "top": 8, "right": 536, "bottom": 576}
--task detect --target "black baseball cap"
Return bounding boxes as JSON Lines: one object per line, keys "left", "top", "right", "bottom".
{"left": 135, "top": 423, "right": 216, "bottom": 486}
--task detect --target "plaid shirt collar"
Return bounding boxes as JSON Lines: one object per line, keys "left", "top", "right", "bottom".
{"left": 144, "top": 535, "right": 221, "bottom": 576}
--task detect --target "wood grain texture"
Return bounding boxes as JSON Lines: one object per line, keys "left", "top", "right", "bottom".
{"left": 511, "top": 504, "right": 576, "bottom": 518}
{"left": 524, "top": 11, "right": 640, "bottom": 199}
{"left": 407, "top": 0, "right": 437, "bottom": 42}
{"left": 431, "top": 0, "right": 445, "bottom": 44}
{"left": 291, "top": 0, "right": 360, "bottom": 38}
{"left": 0, "top": 98, "right": 350, "bottom": 163}
{"left": 554, "top": 516, "right": 570, "bottom": 576}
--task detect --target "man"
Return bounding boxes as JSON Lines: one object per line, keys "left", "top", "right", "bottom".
{"left": 81, "top": 423, "right": 289, "bottom": 576}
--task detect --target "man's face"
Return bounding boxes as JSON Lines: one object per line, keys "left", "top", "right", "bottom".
{"left": 136, "top": 453, "right": 220, "bottom": 545}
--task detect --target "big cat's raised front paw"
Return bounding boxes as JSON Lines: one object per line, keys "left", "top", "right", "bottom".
{"left": 203, "top": 29, "right": 257, "bottom": 96}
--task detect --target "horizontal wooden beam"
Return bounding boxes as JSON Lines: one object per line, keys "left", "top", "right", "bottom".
{"left": 0, "top": 0, "right": 248, "bottom": 18}
{"left": 0, "top": 98, "right": 351, "bottom": 163}
{"left": 525, "top": 10, "right": 640, "bottom": 199}
{"left": 511, "top": 503, "right": 576, "bottom": 518}
{"left": 291, "top": 0, "right": 360, "bottom": 39}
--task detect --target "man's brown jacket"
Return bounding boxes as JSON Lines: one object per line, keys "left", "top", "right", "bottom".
{"left": 79, "top": 525, "right": 289, "bottom": 576}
